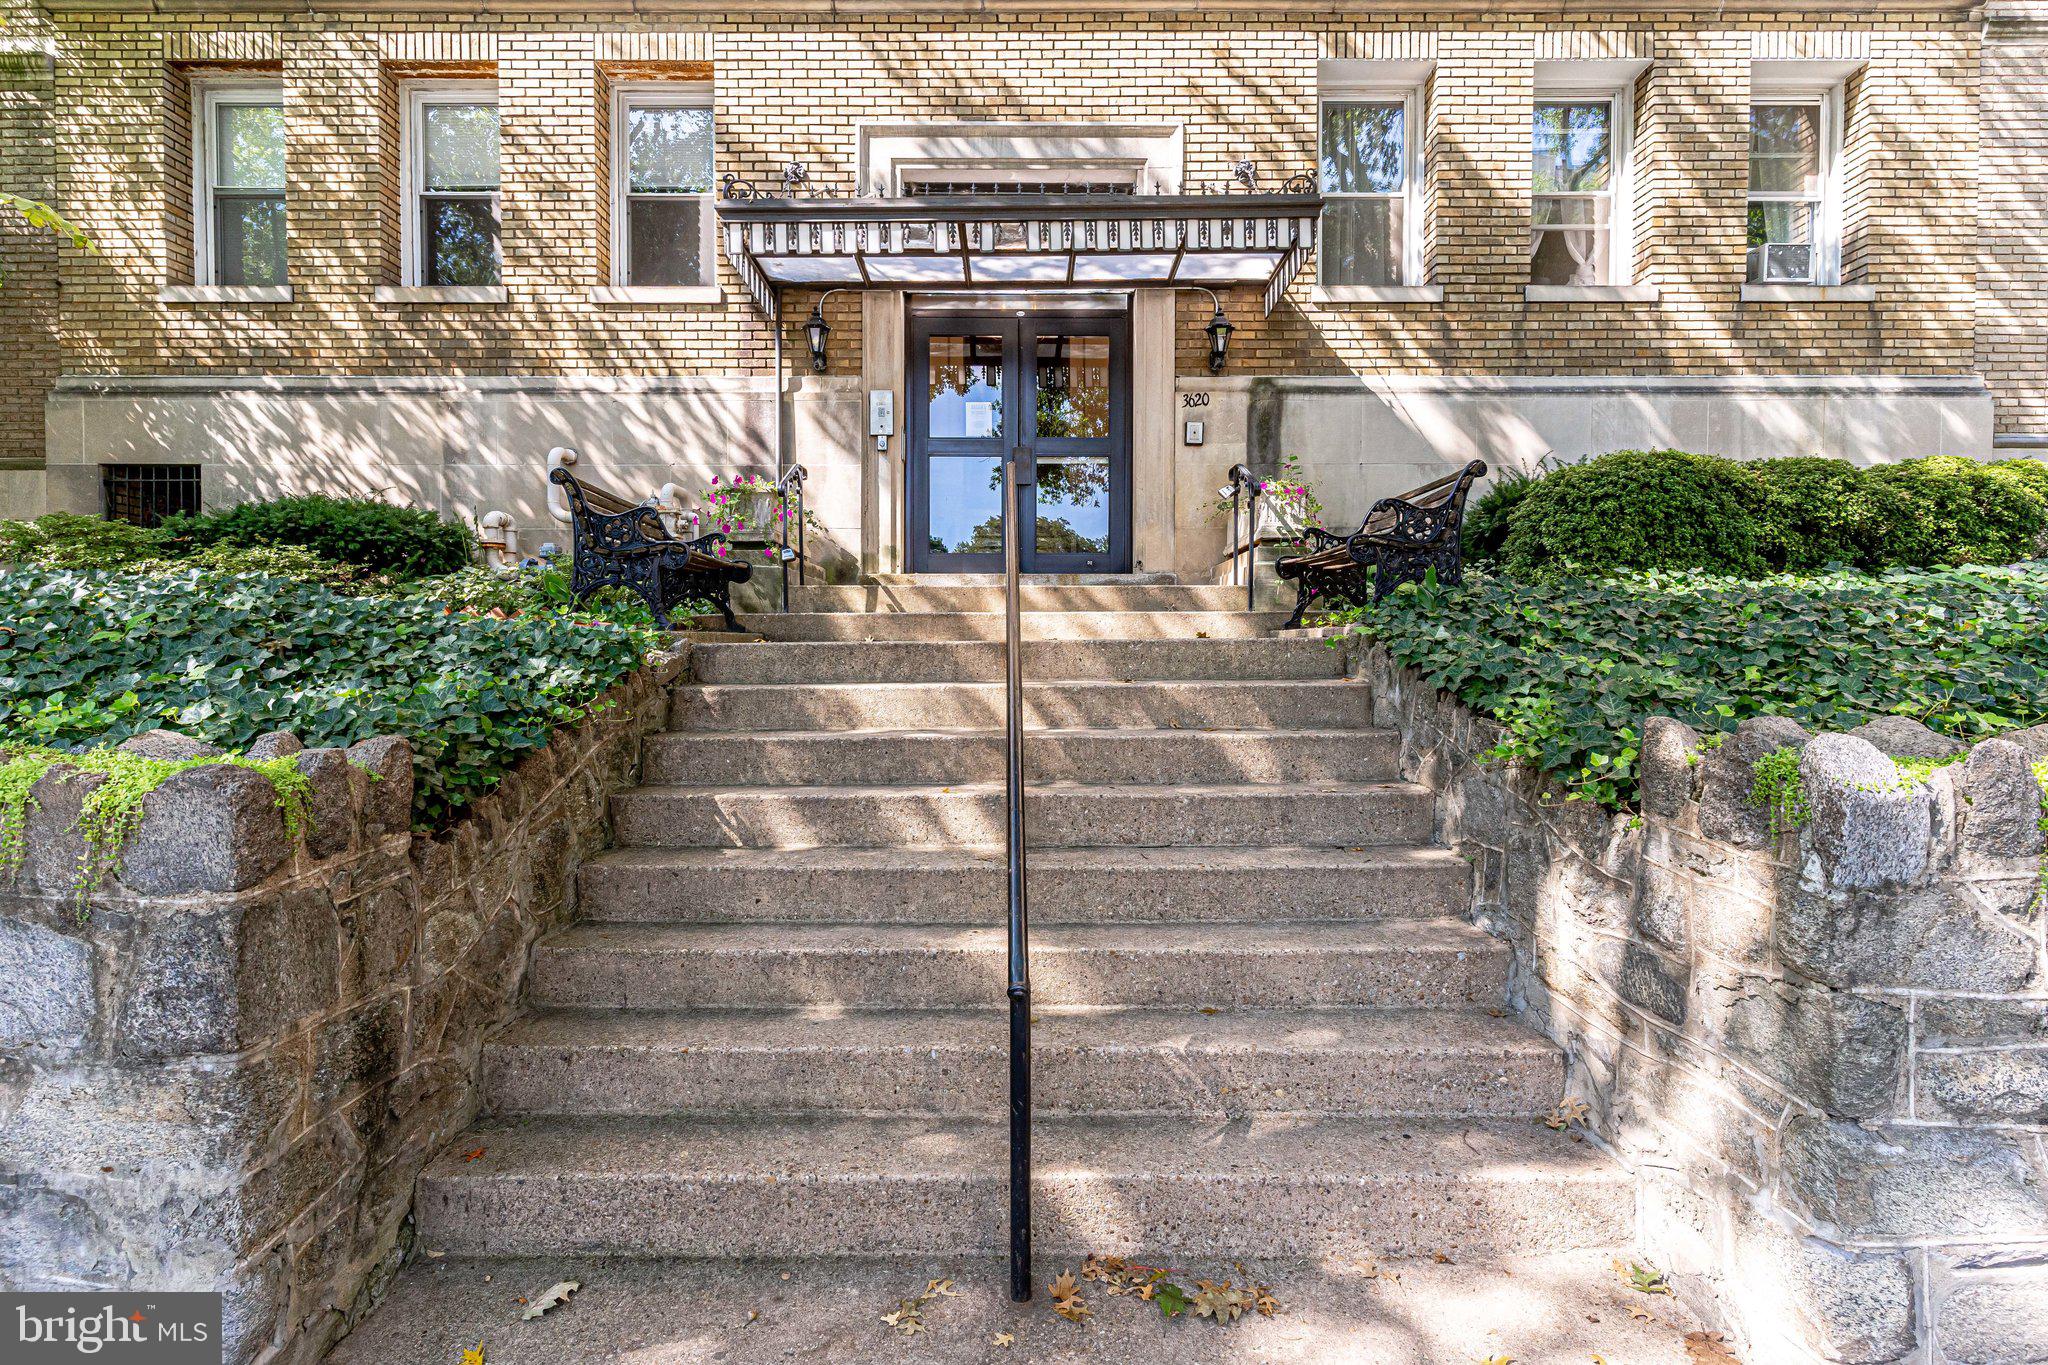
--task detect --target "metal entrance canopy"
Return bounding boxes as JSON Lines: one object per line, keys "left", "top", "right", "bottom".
{"left": 717, "top": 191, "right": 1323, "bottom": 319}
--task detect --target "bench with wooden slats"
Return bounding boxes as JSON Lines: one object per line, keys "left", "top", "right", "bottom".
{"left": 548, "top": 465, "right": 751, "bottom": 631}
{"left": 1274, "top": 460, "right": 1488, "bottom": 627}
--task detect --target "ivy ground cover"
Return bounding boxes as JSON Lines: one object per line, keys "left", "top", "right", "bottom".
{"left": 1338, "top": 562, "right": 2048, "bottom": 808}
{"left": 0, "top": 568, "right": 654, "bottom": 826}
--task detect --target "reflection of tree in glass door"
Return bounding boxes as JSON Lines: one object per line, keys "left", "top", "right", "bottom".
{"left": 1032, "top": 335, "right": 1113, "bottom": 554}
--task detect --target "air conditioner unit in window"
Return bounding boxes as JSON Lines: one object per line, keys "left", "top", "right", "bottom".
{"left": 1750, "top": 242, "right": 1814, "bottom": 283}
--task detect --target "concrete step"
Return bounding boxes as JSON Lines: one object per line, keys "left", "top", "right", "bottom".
{"left": 671, "top": 678, "right": 1375, "bottom": 732}
{"left": 484, "top": 1006, "right": 1563, "bottom": 1120}
{"left": 609, "top": 780, "right": 1436, "bottom": 850}
{"left": 527, "top": 919, "right": 1507, "bottom": 1010}
{"left": 640, "top": 727, "right": 1403, "bottom": 787}
{"left": 328, "top": 1250, "right": 1702, "bottom": 1365}
{"left": 789, "top": 583, "right": 1253, "bottom": 613}
{"left": 687, "top": 637, "right": 1343, "bottom": 685}
{"left": 710, "top": 609, "right": 1295, "bottom": 641}
{"left": 415, "top": 1113, "right": 1633, "bottom": 1261}
{"left": 578, "top": 845, "right": 1472, "bottom": 925}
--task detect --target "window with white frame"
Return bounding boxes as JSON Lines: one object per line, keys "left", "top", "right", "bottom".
{"left": 1530, "top": 95, "right": 1626, "bottom": 286}
{"left": 1747, "top": 89, "right": 1838, "bottom": 284}
{"left": 405, "top": 84, "right": 500, "bottom": 287}
{"left": 612, "top": 86, "right": 715, "bottom": 288}
{"left": 1319, "top": 90, "right": 1419, "bottom": 287}
{"left": 194, "top": 82, "right": 286, "bottom": 286}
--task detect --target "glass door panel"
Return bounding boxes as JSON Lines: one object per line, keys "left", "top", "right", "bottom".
{"left": 926, "top": 455, "right": 1005, "bottom": 556}
{"left": 927, "top": 334, "right": 1005, "bottom": 439}
{"left": 1034, "top": 457, "right": 1111, "bottom": 554}
{"left": 1022, "top": 322, "right": 1126, "bottom": 571}
{"left": 1034, "top": 335, "right": 1111, "bottom": 438}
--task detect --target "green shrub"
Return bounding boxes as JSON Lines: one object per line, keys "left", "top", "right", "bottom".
{"left": 1749, "top": 456, "right": 1916, "bottom": 571}
{"left": 0, "top": 513, "right": 173, "bottom": 569}
{"left": 1990, "top": 458, "right": 2048, "bottom": 552}
{"left": 0, "top": 567, "right": 654, "bottom": 825}
{"left": 1499, "top": 449, "right": 1772, "bottom": 578}
{"left": 1461, "top": 467, "right": 1542, "bottom": 564}
{"left": 1336, "top": 562, "right": 2048, "bottom": 808}
{"left": 1863, "top": 457, "right": 2047, "bottom": 567}
{"left": 166, "top": 494, "right": 475, "bottom": 577}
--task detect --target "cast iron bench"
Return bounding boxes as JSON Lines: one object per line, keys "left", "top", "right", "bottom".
{"left": 1274, "top": 459, "right": 1488, "bottom": 628}
{"left": 548, "top": 465, "right": 750, "bottom": 631}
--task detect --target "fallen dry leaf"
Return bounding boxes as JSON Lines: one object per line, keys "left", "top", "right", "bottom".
{"left": 1254, "top": 1285, "right": 1280, "bottom": 1317}
{"left": 519, "top": 1280, "right": 579, "bottom": 1321}
{"left": 464, "top": 1148, "right": 487, "bottom": 1162}
{"left": 1192, "top": 1279, "right": 1255, "bottom": 1324}
{"left": 1628, "top": 1305, "right": 1655, "bottom": 1323}
{"left": 924, "top": 1278, "right": 960, "bottom": 1298}
{"left": 1432, "top": 1251, "right": 1454, "bottom": 1265}
{"left": 457, "top": 1348, "right": 484, "bottom": 1365}
{"left": 1684, "top": 1331, "right": 1741, "bottom": 1363}
{"left": 1476, "top": 1356, "right": 1515, "bottom": 1365}
{"left": 880, "top": 1300, "right": 927, "bottom": 1337}
{"left": 1049, "top": 1269, "right": 1091, "bottom": 1322}
{"left": 992, "top": 1331, "right": 1015, "bottom": 1348}
{"left": 1544, "top": 1097, "right": 1591, "bottom": 1131}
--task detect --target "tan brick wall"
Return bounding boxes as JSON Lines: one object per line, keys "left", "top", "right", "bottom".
{"left": 7, "top": 6, "right": 2019, "bottom": 447}
{"left": 1980, "top": 14, "right": 2048, "bottom": 439}
{"left": 1, "top": 0, "right": 59, "bottom": 468}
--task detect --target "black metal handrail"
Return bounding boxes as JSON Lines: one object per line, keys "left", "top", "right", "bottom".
{"left": 775, "top": 463, "right": 808, "bottom": 611}
{"left": 1223, "top": 463, "right": 1261, "bottom": 612}
{"left": 1003, "top": 447, "right": 1033, "bottom": 1302}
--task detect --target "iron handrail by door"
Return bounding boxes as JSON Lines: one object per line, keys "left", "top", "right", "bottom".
{"left": 775, "top": 463, "right": 808, "bottom": 611}
{"left": 1004, "top": 446, "right": 1034, "bottom": 1303}
{"left": 1223, "top": 463, "right": 1261, "bottom": 612}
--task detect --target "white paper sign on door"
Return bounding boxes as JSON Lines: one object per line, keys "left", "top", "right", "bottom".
{"left": 964, "top": 401, "right": 995, "bottom": 438}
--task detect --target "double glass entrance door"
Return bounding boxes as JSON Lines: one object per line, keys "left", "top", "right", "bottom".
{"left": 908, "top": 312, "right": 1131, "bottom": 573}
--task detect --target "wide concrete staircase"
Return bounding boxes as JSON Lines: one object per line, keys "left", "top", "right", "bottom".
{"left": 414, "top": 578, "right": 1632, "bottom": 1265}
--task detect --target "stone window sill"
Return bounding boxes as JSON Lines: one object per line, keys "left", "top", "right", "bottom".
{"left": 1525, "top": 284, "right": 1661, "bottom": 304}
{"left": 588, "top": 285, "right": 724, "bottom": 306}
{"left": 159, "top": 285, "right": 293, "bottom": 305}
{"left": 373, "top": 285, "right": 509, "bottom": 305}
{"left": 1311, "top": 284, "right": 1444, "bottom": 305}
{"left": 1741, "top": 283, "right": 1876, "bottom": 303}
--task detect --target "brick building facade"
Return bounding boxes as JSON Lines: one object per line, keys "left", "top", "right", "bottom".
{"left": 2, "top": 0, "right": 2041, "bottom": 581}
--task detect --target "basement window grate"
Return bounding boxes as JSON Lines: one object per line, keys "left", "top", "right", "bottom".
{"left": 101, "top": 464, "right": 201, "bottom": 527}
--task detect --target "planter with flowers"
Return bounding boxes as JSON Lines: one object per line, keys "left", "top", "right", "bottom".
{"left": 1212, "top": 454, "right": 1325, "bottom": 555}
{"left": 696, "top": 473, "right": 826, "bottom": 564}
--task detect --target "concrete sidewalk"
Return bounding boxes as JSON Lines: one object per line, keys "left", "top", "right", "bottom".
{"left": 326, "top": 1250, "right": 1712, "bottom": 1364}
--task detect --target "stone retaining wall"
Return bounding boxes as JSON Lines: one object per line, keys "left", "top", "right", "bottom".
{"left": 0, "top": 654, "right": 683, "bottom": 1365}
{"left": 1359, "top": 642, "right": 2048, "bottom": 1365}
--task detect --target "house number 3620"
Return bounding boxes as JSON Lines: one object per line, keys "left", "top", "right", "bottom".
{"left": 1181, "top": 392, "right": 1210, "bottom": 409}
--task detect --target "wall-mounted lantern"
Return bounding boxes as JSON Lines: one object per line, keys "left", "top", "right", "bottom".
{"left": 804, "top": 301, "right": 831, "bottom": 373}
{"left": 1206, "top": 303, "right": 1234, "bottom": 374}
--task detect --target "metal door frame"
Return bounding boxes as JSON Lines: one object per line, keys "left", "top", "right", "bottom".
{"left": 906, "top": 309, "right": 1131, "bottom": 574}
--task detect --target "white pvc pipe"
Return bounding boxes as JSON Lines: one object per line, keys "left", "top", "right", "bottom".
{"left": 545, "top": 446, "right": 580, "bottom": 525}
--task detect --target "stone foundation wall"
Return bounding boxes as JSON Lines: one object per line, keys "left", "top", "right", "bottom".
{"left": 1359, "top": 642, "right": 2048, "bottom": 1365}
{"left": 0, "top": 654, "right": 682, "bottom": 1365}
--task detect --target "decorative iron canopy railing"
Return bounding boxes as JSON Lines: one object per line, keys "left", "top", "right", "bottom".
{"left": 716, "top": 188, "right": 1322, "bottom": 319}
